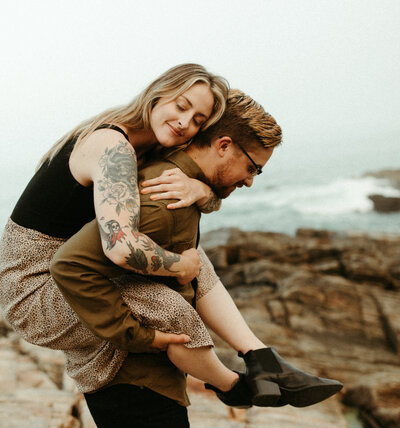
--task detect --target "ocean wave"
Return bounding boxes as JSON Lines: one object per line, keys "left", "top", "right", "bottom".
{"left": 224, "top": 176, "right": 400, "bottom": 216}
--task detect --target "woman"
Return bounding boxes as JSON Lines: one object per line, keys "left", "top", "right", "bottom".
{"left": 0, "top": 62, "right": 230, "bottom": 406}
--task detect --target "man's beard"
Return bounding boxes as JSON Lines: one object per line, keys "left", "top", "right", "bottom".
{"left": 214, "top": 185, "right": 236, "bottom": 199}
{"left": 210, "top": 163, "right": 237, "bottom": 199}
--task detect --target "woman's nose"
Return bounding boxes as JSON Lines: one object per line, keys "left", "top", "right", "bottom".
{"left": 178, "top": 114, "right": 190, "bottom": 129}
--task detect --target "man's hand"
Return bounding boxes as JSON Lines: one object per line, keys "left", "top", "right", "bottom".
{"left": 151, "top": 330, "right": 191, "bottom": 351}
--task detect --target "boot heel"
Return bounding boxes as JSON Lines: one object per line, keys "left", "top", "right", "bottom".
{"left": 249, "top": 379, "right": 281, "bottom": 407}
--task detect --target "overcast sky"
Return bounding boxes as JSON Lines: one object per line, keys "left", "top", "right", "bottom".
{"left": 1, "top": 0, "right": 399, "bottom": 189}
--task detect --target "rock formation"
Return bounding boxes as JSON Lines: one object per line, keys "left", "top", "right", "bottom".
{"left": 1, "top": 226, "right": 399, "bottom": 427}
{"left": 201, "top": 227, "right": 400, "bottom": 428}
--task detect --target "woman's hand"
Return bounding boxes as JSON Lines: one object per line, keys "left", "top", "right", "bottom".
{"left": 176, "top": 248, "right": 201, "bottom": 285}
{"left": 152, "top": 330, "right": 191, "bottom": 351}
{"left": 141, "top": 168, "right": 209, "bottom": 209}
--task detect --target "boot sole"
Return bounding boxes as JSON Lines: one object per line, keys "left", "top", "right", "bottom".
{"left": 280, "top": 383, "right": 343, "bottom": 407}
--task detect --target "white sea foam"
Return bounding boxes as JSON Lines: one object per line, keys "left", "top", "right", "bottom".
{"left": 224, "top": 176, "right": 400, "bottom": 216}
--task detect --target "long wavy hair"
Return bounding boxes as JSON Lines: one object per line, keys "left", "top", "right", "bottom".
{"left": 38, "top": 63, "right": 229, "bottom": 167}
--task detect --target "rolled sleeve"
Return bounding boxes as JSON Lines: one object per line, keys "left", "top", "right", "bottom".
{"left": 50, "top": 219, "right": 156, "bottom": 354}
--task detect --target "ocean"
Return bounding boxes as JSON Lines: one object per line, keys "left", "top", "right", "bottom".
{"left": 1, "top": 134, "right": 399, "bottom": 237}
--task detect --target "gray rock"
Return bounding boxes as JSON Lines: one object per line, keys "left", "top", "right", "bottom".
{"left": 368, "top": 194, "right": 400, "bottom": 212}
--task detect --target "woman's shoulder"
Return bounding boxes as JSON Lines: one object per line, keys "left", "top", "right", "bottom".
{"left": 76, "top": 125, "right": 133, "bottom": 157}
{"left": 94, "top": 123, "right": 130, "bottom": 141}
{"left": 69, "top": 124, "right": 136, "bottom": 185}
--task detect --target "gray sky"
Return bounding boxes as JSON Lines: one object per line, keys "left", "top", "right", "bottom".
{"left": 1, "top": 0, "right": 399, "bottom": 190}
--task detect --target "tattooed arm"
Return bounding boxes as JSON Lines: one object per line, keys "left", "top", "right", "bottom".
{"left": 196, "top": 188, "right": 222, "bottom": 213}
{"left": 70, "top": 130, "right": 200, "bottom": 283}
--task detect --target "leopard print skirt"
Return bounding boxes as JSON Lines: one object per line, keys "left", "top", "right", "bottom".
{"left": 0, "top": 219, "right": 218, "bottom": 392}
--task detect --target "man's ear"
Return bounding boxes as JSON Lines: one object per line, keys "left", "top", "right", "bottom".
{"left": 215, "top": 136, "right": 234, "bottom": 158}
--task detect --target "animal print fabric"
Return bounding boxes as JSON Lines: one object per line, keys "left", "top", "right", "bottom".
{"left": 0, "top": 219, "right": 217, "bottom": 392}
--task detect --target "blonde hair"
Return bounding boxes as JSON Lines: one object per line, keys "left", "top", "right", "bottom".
{"left": 38, "top": 64, "right": 229, "bottom": 167}
{"left": 194, "top": 89, "right": 282, "bottom": 149}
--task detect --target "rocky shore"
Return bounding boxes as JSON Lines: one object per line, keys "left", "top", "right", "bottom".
{"left": 202, "top": 227, "right": 400, "bottom": 428}
{"left": 1, "top": 227, "right": 400, "bottom": 427}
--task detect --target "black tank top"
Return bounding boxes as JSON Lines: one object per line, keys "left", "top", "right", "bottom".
{"left": 11, "top": 125, "right": 130, "bottom": 239}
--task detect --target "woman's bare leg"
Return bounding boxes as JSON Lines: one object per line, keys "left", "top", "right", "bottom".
{"left": 167, "top": 344, "right": 238, "bottom": 392}
{"left": 166, "top": 279, "right": 266, "bottom": 391}
{"left": 196, "top": 280, "right": 265, "bottom": 354}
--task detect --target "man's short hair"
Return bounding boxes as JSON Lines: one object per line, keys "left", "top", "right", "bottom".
{"left": 193, "top": 89, "right": 282, "bottom": 150}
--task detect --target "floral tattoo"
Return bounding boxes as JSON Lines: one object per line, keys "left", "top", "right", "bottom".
{"left": 97, "top": 141, "right": 181, "bottom": 274}
{"left": 97, "top": 141, "right": 140, "bottom": 219}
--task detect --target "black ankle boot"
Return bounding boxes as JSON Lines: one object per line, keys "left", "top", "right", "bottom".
{"left": 204, "top": 372, "right": 255, "bottom": 409}
{"left": 239, "top": 347, "right": 343, "bottom": 407}
{"left": 205, "top": 371, "right": 281, "bottom": 408}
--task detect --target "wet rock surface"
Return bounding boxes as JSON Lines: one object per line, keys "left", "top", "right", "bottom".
{"left": 1, "top": 227, "right": 399, "bottom": 427}
{"left": 0, "top": 323, "right": 349, "bottom": 428}
{"left": 202, "top": 227, "right": 400, "bottom": 428}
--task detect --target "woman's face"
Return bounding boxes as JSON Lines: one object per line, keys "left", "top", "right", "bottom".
{"left": 150, "top": 83, "right": 214, "bottom": 147}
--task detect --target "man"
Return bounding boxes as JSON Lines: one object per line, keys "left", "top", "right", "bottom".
{"left": 51, "top": 91, "right": 340, "bottom": 427}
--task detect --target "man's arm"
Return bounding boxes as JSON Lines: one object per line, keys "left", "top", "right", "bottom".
{"left": 50, "top": 219, "right": 157, "bottom": 353}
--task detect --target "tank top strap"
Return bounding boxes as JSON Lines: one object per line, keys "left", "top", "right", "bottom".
{"left": 95, "top": 124, "right": 130, "bottom": 142}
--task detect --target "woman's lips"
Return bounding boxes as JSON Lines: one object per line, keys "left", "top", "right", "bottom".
{"left": 167, "top": 123, "right": 182, "bottom": 137}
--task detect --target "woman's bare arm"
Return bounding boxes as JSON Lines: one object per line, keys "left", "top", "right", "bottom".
{"left": 70, "top": 130, "right": 200, "bottom": 283}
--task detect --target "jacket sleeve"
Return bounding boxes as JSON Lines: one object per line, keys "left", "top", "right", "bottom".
{"left": 50, "top": 219, "right": 157, "bottom": 353}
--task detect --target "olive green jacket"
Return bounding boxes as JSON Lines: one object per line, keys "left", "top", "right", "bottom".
{"left": 51, "top": 149, "right": 207, "bottom": 406}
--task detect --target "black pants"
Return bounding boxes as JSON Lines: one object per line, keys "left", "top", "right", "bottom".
{"left": 84, "top": 384, "right": 190, "bottom": 428}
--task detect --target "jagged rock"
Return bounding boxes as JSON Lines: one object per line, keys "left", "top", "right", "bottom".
{"left": 343, "top": 373, "right": 400, "bottom": 428}
{"left": 201, "top": 227, "right": 400, "bottom": 428}
{"left": 0, "top": 331, "right": 82, "bottom": 427}
{"left": 340, "top": 250, "right": 393, "bottom": 287}
{"left": 203, "top": 227, "right": 400, "bottom": 289}
{"left": 0, "top": 388, "right": 81, "bottom": 428}
{"left": 218, "top": 259, "right": 297, "bottom": 288}
{"left": 18, "top": 340, "right": 67, "bottom": 388}
{"left": 369, "top": 194, "right": 400, "bottom": 212}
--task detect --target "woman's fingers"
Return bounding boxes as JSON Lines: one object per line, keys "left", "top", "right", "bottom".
{"left": 166, "top": 200, "right": 188, "bottom": 209}
{"left": 141, "top": 168, "right": 197, "bottom": 207}
{"left": 149, "top": 192, "right": 179, "bottom": 201}
{"left": 141, "top": 178, "right": 175, "bottom": 192}
{"left": 142, "top": 184, "right": 175, "bottom": 195}
{"left": 161, "top": 168, "right": 182, "bottom": 176}
{"left": 141, "top": 168, "right": 182, "bottom": 188}
{"left": 141, "top": 179, "right": 184, "bottom": 195}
